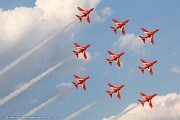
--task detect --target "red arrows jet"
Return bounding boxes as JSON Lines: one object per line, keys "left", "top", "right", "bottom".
{"left": 106, "top": 51, "right": 125, "bottom": 67}
{"left": 106, "top": 83, "right": 125, "bottom": 99}
{"left": 72, "top": 74, "right": 90, "bottom": 90}
{"left": 139, "top": 28, "right": 159, "bottom": 44}
{"left": 138, "top": 92, "right": 157, "bottom": 108}
{"left": 138, "top": 58, "right": 157, "bottom": 75}
{"left": 76, "top": 7, "right": 94, "bottom": 23}
{"left": 72, "top": 43, "right": 90, "bottom": 59}
{"left": 110, "top": 18, "right": 129, "bottom": 35}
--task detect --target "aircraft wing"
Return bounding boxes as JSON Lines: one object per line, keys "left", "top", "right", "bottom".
{"left": 74, "top": 43, "right": 81, "bottom": 47}
{"left": 150, "top": 35, "right": 154, "bottom": 44}
{"left": 83, "top": 51, "right": 87, "bottom": 59}
{"left": 149, "top": 100, "right": 153, "bottom": 108}
{"left": 77, "top": 7, "right": 85, "bottom": 12}
{"left": 147, "top": 66, "right": 153, "bottom": 75}
{"left": 112, "top": 18, "right": 120, "bottom": 24}
{"left": 73, "top": 74, "right": 81, "bottom": 81}
{"left": 108, "top": 51, "right": 115, "bottom": 56}
{"left": 140, "top": 58, "right": 148, "bottom": 64}
{"left": 141, "top": 28, "right": 149, "bottom": 33}
{"left": 140, "top": 92, "right": 147, "bottom": 99}
{"left": 108, "top": 83, "right": 117, "bottom": 91}
{"left": 81, "top": 82, "right": 86, "bottom": 90}
{"left": 120, "top": 26, "right": 125, "bottom": 35}
{"left": 116, "top": 58, "right": 120, "bottom": 67}
{"left": 85, "top": 14, "right": 90, "bottom": 23}
{"left": 116, "top": 90, "right": 121, "bottom": 99}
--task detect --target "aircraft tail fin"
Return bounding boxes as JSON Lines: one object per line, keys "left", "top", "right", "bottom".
{"left": 76, "top": 15, "right": 82, "bottom": 23}
{"left": 72, "top": 50, "right": 78, "bottom": 58}
{"left": 110, "top": 26, "right": 117, "bottom": 34}
{"left": 139, "top": 36, "right": 146, "bottom": 43}
{"left": 72, "top": 82, "right": 78, "bottom": 89}
{"left": 106, "top": 59, "right": 112, "bottom": 66}
{"left": 106, "top": 91, "right": 113, "bottom": 98}
{"left": 138, "top": 66, "right": 144, "bottom": 74}
{"left": 138, "top": 99, "right": 144, "bottom": 107}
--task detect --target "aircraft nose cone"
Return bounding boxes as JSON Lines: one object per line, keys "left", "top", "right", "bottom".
{"left": 90, "top": 8, "right": 94, "bottom": 12}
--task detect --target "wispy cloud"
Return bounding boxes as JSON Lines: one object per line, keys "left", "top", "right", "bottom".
{"left": 114, "top": 34, "right": 145, "bottom": 54}
{"left": 170, "top": 65, "right": 180, "bottom": 74}
{"left": 94, "top": 7, "right": 113, "bottom": 23}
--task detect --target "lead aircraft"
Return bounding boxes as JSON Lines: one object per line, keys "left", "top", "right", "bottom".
{"left": 138, "top": 92, "right": 157, "bottom": 108}
{"left": 106, "top": 83, "right": 125, "bottom": 99}
{"left": 76, "top": 7, "right": 94, "bottom": 23}
{"left": 72, "top": 74, "right": 90, "bottom": 90}
{"left": 139, "top": 28, "right": 159, "bottom": 44}
{"left": 72, "top": 43, "right": 90, "bottom": 59}
{"left": 110, "top": 18, "right": 129, "bottom": 35}
{"left": 138, "top": 58, "right": 157, "bottom": 75}
{"left": 106, "top": 51, "right": 125, "bottom": 67}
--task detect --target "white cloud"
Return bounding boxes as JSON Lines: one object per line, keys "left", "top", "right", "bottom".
{"left": 170, "top": 66, "right": 180, "bottom": 74}
{"left": 56, "top": 82, "right": 74, "bottom": 101}
{"left": 0, "top": 0, "right": 102, "bottom": 54}
{"left": 102, "top": 7, "right": 113, "bottom": 16}
{"left": 93, "top": 7, "right": 112, "bottom": 23}
{"left": 103, "top": 93, "right": 180, "bottom": 120}
{"left": 0, "top": 0, "right": 102, "bottom": 87}
{"left": 114, "top": 34, "right": 145, "bottom": 54}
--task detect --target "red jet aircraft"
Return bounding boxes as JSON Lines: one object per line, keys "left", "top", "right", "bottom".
{"left": 72, "top": 74, "right": 90, "bottom": 90}
{"left": 138, "top": 58, "right": 157, "bottom": 75}
{"left": 110, "top": 18, "right": 129, "bottom": 35}
{"left": 138, "top": 92, "right": 157, "bottom": 108}
{"left": 76, "top": 7, "right": 94, "bottom": 23}
{"left": 72, "top": 43, "right": 90, "bottom": 59}
{"left": 139, "top": 28, "right": 159, "bottom": 44}
{"left": 106, "top": 51, "right": 125, "bottom": 67}
{"left": 106, "top": 83, "right": 125, "bottom": 99}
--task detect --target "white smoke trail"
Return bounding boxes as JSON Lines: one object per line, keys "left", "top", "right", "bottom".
{"left": 0, "top": 59, "right": 66, "bottom": 107}
{"left": 0, "top": 20, "right": 75, "bottom": 77}
{"left": 18, "top": 93, "right": 61, "bottom": 120}
{"left": 64, "top": 98, "right": 103, "bottom": 120}
{"left": 110, "top": 104, "right": 139, "bottom": 120}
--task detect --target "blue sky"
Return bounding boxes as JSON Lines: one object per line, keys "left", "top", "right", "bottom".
{"left": 0, "top": 0, "right": 180, "bottom": 120}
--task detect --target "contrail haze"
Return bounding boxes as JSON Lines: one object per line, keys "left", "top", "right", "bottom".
{"left": 0, "top": 20, "right": 75, "bottom": 77}
{"left": 18, "top": 93, "right": 61, "bottom": 120}
{"left": 64, "top": 98, "right": 103, "bottom": 120}
{"left": 0, "top": 59, "right": 66, "bottom": 107}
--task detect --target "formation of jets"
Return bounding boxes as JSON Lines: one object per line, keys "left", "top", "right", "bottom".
{"left": 72, "top": 6, "right": 159, "bottom": 108}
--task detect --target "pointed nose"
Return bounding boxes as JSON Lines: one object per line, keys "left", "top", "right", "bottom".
{"left": 153, "top": 60, "right": 158, "bottom": 64}
{"left": 154, "top": 29, "right": 159, "bottom": 33}
{"left": 152, "top": 94, "right": 157, "bottom": 97}
{"left": 87, "top": 44, "right": 91, "bottom": 47}
{"left": 89, "top": 8, "right": 94, "bottom": 12}
{"left": 125, "top": 19, "right": 129, "bottom": 23}
{"left": 121, "top": 84, "right": 125, "bottom": 88}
